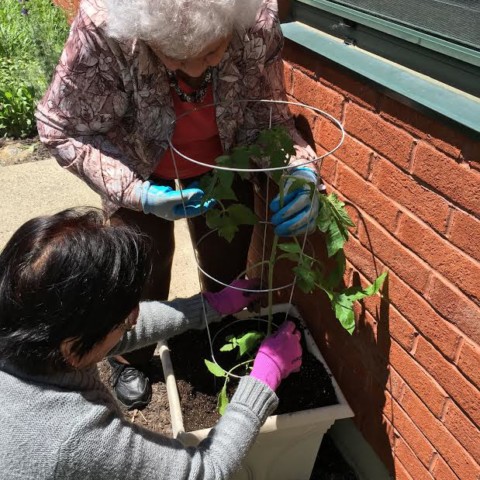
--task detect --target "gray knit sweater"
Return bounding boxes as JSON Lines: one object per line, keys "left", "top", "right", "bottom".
{"left": 0, "top": 295, "right": 278, "bottom": 479}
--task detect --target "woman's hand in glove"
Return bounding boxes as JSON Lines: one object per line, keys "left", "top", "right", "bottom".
{"left": 269, "top": 167, "right": 320, "bottom": 236}
{"left": 250, "top": 320, "right": 302, "bottom": 391}
{"left": 203, "top": 278, "right": 263, "bottom": 316}
{"left": 138, "top": 181, "right": 215, "bottom": 221}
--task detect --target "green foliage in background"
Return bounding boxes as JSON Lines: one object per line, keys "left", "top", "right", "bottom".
{"left": 0, "top": 0, "right": 70, "bottom": 138}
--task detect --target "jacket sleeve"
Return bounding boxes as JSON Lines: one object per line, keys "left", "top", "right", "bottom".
{"left": 242, "top": 0, "right": 317, "bottom": 169}
{"left": 107, "top": 294, "right": 221, "bottom": 357}
{"left": 35, "top": 6, "right": 143, "bottom": 211}
{"left": 55, "top": 376, "right": 278, "bottom": 480}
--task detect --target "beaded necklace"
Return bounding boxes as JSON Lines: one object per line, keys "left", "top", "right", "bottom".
{"left": 166, "top": 67, "right": 213, "bottom": 103}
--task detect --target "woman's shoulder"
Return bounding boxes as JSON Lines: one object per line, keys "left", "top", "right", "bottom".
{"left": 78, "top": 0, "right": 109, "bottom": 29}
{"left": 252, "top": 0, "right": 280, "bottom": 32}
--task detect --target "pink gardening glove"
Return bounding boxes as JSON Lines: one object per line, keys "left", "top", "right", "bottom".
{"left": 203, "top": 278, "right": 263, "bottom": 316}
{"left": 250, "top": 320, "right": 302, "bottom": 391}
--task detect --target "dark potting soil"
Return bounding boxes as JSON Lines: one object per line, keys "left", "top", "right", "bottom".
{"left": 168, "top": 313, "right": 338, "bottom": 432}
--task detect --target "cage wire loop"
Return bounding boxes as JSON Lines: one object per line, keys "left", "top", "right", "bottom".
{"left": 166, "top": 98, "right": 345, "bottom": 373}
{"left": 168, "top": 99, "right": 345, "bottom": 172}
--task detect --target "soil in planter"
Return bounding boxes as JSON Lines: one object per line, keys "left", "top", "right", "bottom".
{"left": 168, "top": 312, "right": 338, "bottom": 432}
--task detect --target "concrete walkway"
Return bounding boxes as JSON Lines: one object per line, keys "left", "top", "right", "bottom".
{"left": 0, "top": 158, "right": 199, "bottom": 298}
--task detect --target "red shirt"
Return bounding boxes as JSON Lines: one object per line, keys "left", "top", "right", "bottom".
{"left": 154, "top": 80, "right": 223, "bottom": 180}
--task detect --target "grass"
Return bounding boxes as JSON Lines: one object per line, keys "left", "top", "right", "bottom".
{"left": 0, "top": 0, "right": 70, "bottom": 138}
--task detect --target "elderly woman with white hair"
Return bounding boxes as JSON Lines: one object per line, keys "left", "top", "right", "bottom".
{"left": 36, "top": 0, "right": 320, "bottom": 409}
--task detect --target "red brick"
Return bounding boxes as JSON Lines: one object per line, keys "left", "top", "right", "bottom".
{"left": 395, "top": 437, "right": 433, "bottom": 479}
{"left": 387, "top": 393, "right": 436, "bottom": 467}
{"left": 397, "top": 215, "right": 480, "bottom": 302}
{"left": 413, "top": 143, "right": 480, "bottom": 217}
{"left": 282, "top": 61, "right": 293, "bottom": 95}
{"left": 371, "top": 157, "right": 450, "bottom": 233}
{"left": 283, "top": 41, "right": 320, "bottom": 79}
{"left": 425, "top": 275, "right": 480, "bottom": 345}
{"left": 357, "top": 217, "right": 431, "bottom": 293}
{"left": 345, "top": 103, "right": 414, "bottom": 170}
{"left": 314, "top": 114, "right": 345, "bottom": 154}
{"left": 414, "top": 337, "right": 480, "bottom": 427}
{"left": 344, "top": 204, "right": 360, "bottom": 235}
{"left": 390, "top": 274, "right": 462, "bottom": 359}
{"left": 343, "top": 234, "right": 387, "bottom": 285}
{"left": 391, "top": 342, "right": 448, "bottom": 417}
{"left": 386, "top": 308, "right": 418, "bottom": 353}
{"left": 401, "top": 387, "right": 480, "bottom": 479}
{"left": 319, "top": 63, "right": 379, "bottom": 111}
{"left": 386, "top": 368, "right": 406, "bottom": 401}
{"left": 457, "top": 341, "right": 480, "bottom": 389}
{"left": 336, "top": 162, "right": 400, "bottom": 232}
{"left": 443, "top": 400, "right": 480, "bottom": 461}
{"left": 333, "top": 135, "right": 372, "bottom": 178}
{"left": 448, "top": 209, "right": 480, "bottom": 262}
{"left": 430, "top": 456, "right": 460, "bottom": 480}
{"left": 292, "top": 70, "right": 344, "bottom": 119}
{"left": 395, "top": 457, "right": 414, "bottom": 480}
{"left": 346, "top": 244, "right": 461, "bottom": 359}
{"left": 379, "top": 95, "right": 479, "bottom": 161}
{"left": 319, "top": 154, "right": 337, "bottom": 186}
{"left": 349, "top": 310, "right": 396, "bottom": 387}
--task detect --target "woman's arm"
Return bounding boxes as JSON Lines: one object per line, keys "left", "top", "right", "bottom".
{"left": 35, "top": 6, "right": 144, "bottom": 211}
{"left": 108, "top": 294, "right": 221, "bottom": 357}
{"left": 56, "top": 376, "right": 278, "bottom": 480}
{"left": 242, "top": 0, "right": 316, "bottom": 167}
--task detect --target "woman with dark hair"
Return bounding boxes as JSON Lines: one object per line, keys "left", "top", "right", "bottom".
{"left": 36, "top": 0, "right": 321, "bottom": 407}
{"left": 0, "top": 208, "right": 302, "bottom": 479}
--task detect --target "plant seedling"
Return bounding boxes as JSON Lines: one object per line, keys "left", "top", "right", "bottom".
{"left": 201, "top": 126, "right": 387, "bottom": 413}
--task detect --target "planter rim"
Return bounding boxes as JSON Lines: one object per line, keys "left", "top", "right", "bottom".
{"left": 160, "top": 303, "right": 354, "bottom": 439}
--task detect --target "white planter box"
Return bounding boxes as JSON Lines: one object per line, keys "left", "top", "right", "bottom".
{"left": 158, "top": 303, "right": 353, "bottom": 480}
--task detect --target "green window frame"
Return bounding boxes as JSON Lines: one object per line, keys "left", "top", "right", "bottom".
{"left": 289, "top": 0, "right": 480, "bottom": 98}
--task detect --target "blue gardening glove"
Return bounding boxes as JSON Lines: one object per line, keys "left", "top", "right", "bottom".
{"left": 138, "top": 181, "right": 215, "bottom": 221}
{"left": 269, "top": 167, "right": 320, "bottom": 237}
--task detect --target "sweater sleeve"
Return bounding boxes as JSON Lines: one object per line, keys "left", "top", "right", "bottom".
{"left": 54, "top": 376, "right": 278, "bottom": 480}
{"left": 108, "top": 294, "right": 221, "bottom": 357}
{"left": 35, "top": 5, "right": 143, "bottom": 211}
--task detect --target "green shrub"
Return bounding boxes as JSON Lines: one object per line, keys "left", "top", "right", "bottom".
{"left": 0, "top": 60, "right": 36, "bottom": 138}
{"left": 0, "top": 0, "right": 69, "bottom": 138}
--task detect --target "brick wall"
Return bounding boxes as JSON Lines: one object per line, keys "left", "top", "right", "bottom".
{"left": 275, "top": 39, "right": 480, "bottom": 478}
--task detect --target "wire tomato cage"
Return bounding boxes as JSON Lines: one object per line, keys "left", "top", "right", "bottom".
{"left": 167, "top": 98, "right": 345, "bottom": 377}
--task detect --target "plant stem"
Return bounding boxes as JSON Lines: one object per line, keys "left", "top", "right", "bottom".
{"left": 267, "top": 234, "right": 279, "bottom": 336}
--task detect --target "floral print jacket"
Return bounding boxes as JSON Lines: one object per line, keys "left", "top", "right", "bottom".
{"left": 36, "top": 0, "right": 312, "bottom": 215}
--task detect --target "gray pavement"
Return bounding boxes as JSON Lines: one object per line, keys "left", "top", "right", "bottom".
{"left": 0, "top": 158, "right": 199, "bottom": 298}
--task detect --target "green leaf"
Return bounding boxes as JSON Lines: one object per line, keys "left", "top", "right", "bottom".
{"left": 328, "top": 193, "right": 355, "bottom": 228}
{"left": 331, "top": 271, "right": 388, "bottom": 334}
{"left": 278, "top": 242, "right": 303, "bottom": 254}
{"left": 234, "top": 331, "right": 264, "bottom": 357}
{"left": 218, "top": 223, "right": 238, "bottom": 243}
{"left": 340, "top": 271, "right": 388, "bottom": 303}
{"left": 322, "top": 194, "right": 356, "bottom": 257}
{"left": 219, "top": 343, "right": 235, "bottom": 352}
{"left": 205, "top": 209, "right": 223, "bottom": 230}
{"left": 226, "top": 204, "right": 258, "bottom": 225}
{"left": 215, "top": 155, "right": 233, "bottom": 166}
{"left": 293, "top": 264, "right": 317, "bottom": 293}
{"left": 333, "top": 299, "right": 356, "bottom": 334}
{"left": 212, "top": 181, "right": 237, "bottom": 201}
{"left": 326, "top": 250, "right": 346, "bottom": 290}
{"left": 204, "top": 359, "right": 227, "bottom": 378}
{"left": 230, "top": 148, "right": 251, "bottom": 170}
{"left": 217, "top": 383, "right": 229, "bottom": 415}
{"left": 316, "top": 196, "right": 332, "bottom": 233}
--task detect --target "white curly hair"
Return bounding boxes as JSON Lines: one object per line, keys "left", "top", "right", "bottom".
{"left": 105, "top": 0, "right": 264, "bottom": 59}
